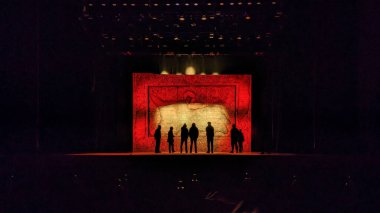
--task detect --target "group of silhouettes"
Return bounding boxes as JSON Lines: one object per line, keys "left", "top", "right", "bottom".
{"left": 154, "top": 122, "right": 244, "bottom": 154}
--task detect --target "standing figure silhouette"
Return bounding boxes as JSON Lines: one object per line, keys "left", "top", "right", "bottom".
{"left": 230, "top": 124, "right": 239, "bottom": 153}
{"left": 167, "top": 127, "right": 175, "bottom": 153}
{"left": 180, "top": 124, "right": 189, "bottom": 153}
{"left": 154, "top": 125, "right": 161, "bottom": 153}
{"left": 189, "top": 123, "right": 199, "bottom": 153}
{"left": 206, "top": 122, "right": 214, "bottom": 153}
{"left": 237, "top": 129, "right": 245, "bottom": 153}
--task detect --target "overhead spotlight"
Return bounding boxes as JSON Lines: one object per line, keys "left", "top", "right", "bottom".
{"left": 101, "top": 3, "right": 106, "bottom": 6}
{"left": 209, "top": 15, "right": 215, "bottom": 20}
{"left": 201, "top": 15, "right": 207, "bottom": 21}
{"left": 176, "top": 72, "right": 183, "bottom": 75}
{"left": 130, "top": 3, "right": 135, "bottom": 6}
{"left": 128, "top": 37, "right": 134, "bottom": 41}
{"left": 88, "top": 3, "right": 93, "bottom": 6}
{"left": 218, "top": 35, "right": 223, "bottom": 40}
{"left": 144, "top": 3, "right": 149, "bottom": 6}
{"left": 230, "top": 2, "right": 234, "bottom": 6}
{"left": 161, "top": 70, "right": 169, "bottom": 74}
{"left": 207, "top": 2, "right": 212, "bottom": 6}
{"left": 238, "top": 2, "right": 243, "bottom": 5}
{"left": 194, "top": 3, "right": 198, "bottom": 6}
{"left": 174, "top": 36, "right": 180, "bottom": 41}
{"left": 272, "top": 1, "right": 277, "bottom": 4}
{"left": 166, "top": 3, "right": 171, "bottom": 6}
{"left": 236, "top": 36, "right": 242, "bottom": 40}
{"left": 123, "top": 3, "right": 128, "bottom": 6}
{"left": 179, "top": 16, "right": 185, "bottom": 21}
{"left": 144, "top": 37, "right": 149, "bottom": 40}
{"left": 185, "top": 66, "right": 196, "bottom": 75}
{"left": 185, "top": 3, "right": 189, "bottom": 6}
{"left": 247, "top": 2, "right": 252, "bottom": 5}
{"left": 245, "top": 15, "right": 251, "bottom": 20}
{"left": 112, "top": 3, "right": 117, "bottom": 7}
{"left": 256, "top": 2, "right": 262, "bottom": 5}
{"left": 256, "top": 35, "right": 261, "bottom": 39}
{"left": 175, "top": 3, "right": 180, "bottom": 6}
{"left": 212, "top": 72, "right": 219, "bottom": 75}
{"left": 209, "top": 33, "right": 214, "bottom": 39}
{"left": 200, "top": 72, "right": 206, "bottom": 75}
{"left": 220, "top": 2, "right": 224, "bottom": 6}
{"left": 191, "top": 22, "right": 197, "bottom": 27}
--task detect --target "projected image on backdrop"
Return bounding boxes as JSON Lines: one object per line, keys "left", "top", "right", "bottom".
{"left": 149, "top": 86, "right": 236, "bottom": 151}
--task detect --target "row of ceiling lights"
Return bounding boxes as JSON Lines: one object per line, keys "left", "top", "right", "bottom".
{"left": 103, "top": 34, "right": 269, "bottom": 40}
{"left": 177, "top": 14, "right": 255, "bottom": 21}
{"left": 85, "top": 13, "right": 282, "bottom": 22}
{"left": 88, "top": 1, "right": 277, "bottom": 7}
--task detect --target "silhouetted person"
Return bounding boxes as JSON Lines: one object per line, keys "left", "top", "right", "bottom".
{"left": 168, "top": 127, "right": 175, "bottom": 153}
{"left": 206, "top": 122, "right": 214, "bottom": 153}
{"left": 154, "top": 125, "right": 161, "bottom": 153}
{"left": 180, "top": 124, "right": 189, "bottom": 153}
{"left": 189, "top": 123, "right": 199, "bottom": 153}
{"left": 237, "top": 129, "right": 245, "bottom": 153}
{"left": 230, "top": 124, "right": 239, "bottom": 153}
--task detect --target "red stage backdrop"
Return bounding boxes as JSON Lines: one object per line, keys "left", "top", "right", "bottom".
{"left": 133, "top": 73, "right": 252, "bottom": 152}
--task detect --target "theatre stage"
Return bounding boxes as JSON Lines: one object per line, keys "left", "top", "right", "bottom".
{"left": 67, "top": 152, "right": 297, "bottom": 156}
{"left": 60, "top": 152, "right": 370, "bottom": 165}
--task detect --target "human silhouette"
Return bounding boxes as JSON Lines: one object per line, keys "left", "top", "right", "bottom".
{"left": 230, "top": 124, "right": 239, "bottom": 153}
{"left": 206, "top": 122, "right": 214, "bottom": 153}
{"left": 237, "top": 129, "right": 245, "bottom": 153}
{"left": 154, "top": 125, "right": 161, "bottom": 153}
{"left": 180, "top": 124, "right": 189, "bottom": 153}
{"left": 167, "top": 126, "right": 175, "bottom": 153}
{"left": 189, "top": 123, "right": 199, "bottom": 153}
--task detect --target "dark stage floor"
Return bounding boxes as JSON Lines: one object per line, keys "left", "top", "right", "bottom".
{"left": 1, "top": 153, "right": 379, "bottom": 212}
{"left": 67, "top": 152, "right": 297, "bottom": 156}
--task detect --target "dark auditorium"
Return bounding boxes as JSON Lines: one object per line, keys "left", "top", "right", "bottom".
{"left": 2, "top": 0, "right": 380, "bottom": 212}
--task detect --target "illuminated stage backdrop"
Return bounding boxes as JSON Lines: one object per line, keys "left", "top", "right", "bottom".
{"left": 133, "top": 73, "right": 251, "bottom": 152}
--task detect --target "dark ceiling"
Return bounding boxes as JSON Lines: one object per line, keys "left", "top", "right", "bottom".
{"left": 80, "top": 0, "right": 284, "bottom": 55}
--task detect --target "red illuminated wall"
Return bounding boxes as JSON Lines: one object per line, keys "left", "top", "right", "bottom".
{"left": 133, "top": 73, "right": 251, "bottom": 152}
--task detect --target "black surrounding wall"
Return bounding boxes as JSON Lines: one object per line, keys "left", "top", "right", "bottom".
{"left": 270, "top": 0, "right": 360, "bottom": 154}
{"left": 1, "top": 0, "right": 379, "bottom": 154}
{"left": 1, "top": 1, "right": 39, "bottom": 152}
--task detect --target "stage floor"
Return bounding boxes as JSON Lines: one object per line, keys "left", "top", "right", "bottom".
{"left": 66, "top": 152, "right": 297, "bottom": 156}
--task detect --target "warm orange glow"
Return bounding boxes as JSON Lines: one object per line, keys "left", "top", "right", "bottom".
{"left": 185, "top": 66, "right": 196, "bottom": 75}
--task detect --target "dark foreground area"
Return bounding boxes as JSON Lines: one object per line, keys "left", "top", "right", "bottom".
{"left": 1, "top": 154, "right": 379, "bottom": 212}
